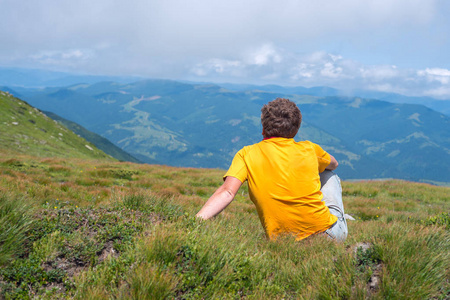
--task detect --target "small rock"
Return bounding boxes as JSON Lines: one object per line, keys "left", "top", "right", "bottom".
{"left": 369, "top": 264, "right": 383, "bottom": 291}
{"left": 345, "top": 214, "right": 356, "bottom": 220}
{"left": 353, "top": 242, "right": 372, "bottom": 254}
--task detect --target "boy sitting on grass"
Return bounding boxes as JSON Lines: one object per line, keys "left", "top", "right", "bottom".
{"left": 196, "top": 98, "right": 348, "bottom": 241}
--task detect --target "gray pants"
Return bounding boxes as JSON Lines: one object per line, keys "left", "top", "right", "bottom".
{"left": 320, "top": 170, "right": 348, "bottom": 242}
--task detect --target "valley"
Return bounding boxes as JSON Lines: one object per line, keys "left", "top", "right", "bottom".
{"left": 6, "top": 79, "right": 449, "bottom": 184}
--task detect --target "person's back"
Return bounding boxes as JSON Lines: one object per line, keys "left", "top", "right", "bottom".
{"left": 197, "top": 98, "right": 347, "bottom": 242}
{"left": 225, "top": 138, "right": 337, "bottom": 240}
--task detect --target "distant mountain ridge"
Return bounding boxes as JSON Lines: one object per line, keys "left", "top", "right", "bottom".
{"left": 8, "top": 79, "right": 449, "bottom": 184}
{"left": 1, "top": 66, "right": 449, "bottom": 116}
{"left": 219, "top": 83, "right": 450, "bottom": 116}
{"left": 0, "top": 67, "right": 142, "bottom": 88}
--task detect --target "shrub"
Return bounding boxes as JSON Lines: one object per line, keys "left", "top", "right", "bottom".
{"left": 421, "top": 212, "right": 450, "bottom": 229}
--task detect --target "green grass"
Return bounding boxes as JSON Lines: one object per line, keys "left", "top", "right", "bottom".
{"left": 0, "top": 91, "right": 115, "bottom": 161}
{"left": 0, "top": 193, "right": 35, "bottom": 265}
{"left": 0, "top": 153, "right": 448, "bottom": 299}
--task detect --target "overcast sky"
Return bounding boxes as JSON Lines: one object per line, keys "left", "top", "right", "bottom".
{"left": 1, "top": 0, "right": 449, "bottom": 99}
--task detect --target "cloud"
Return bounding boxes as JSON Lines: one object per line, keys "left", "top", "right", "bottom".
{"left": 191, "top": 59, "right": 243, "bottom": 76}
{"left": 0, "top": 0, "right": 440, "bottom": 63}
{"left": 360, "top": 65, "right": 400, "bottom": 80}
{"left": 29, "top": 49, "right": 94, "bottom": 67}
{"left": 189, "top": 46, "right": 450, "bottom": 99}
{"left": 417, "top": 68, "right": 450, "bottom": 84}
{"left": 0, "top": 0, "right": 448, "bottom": 99}
{"left": 247, "top": 44, "right": 282, "bottom": 66}
{"left": 320, "top": 63, "right": 344, "bottom": 79}
{"left": 422, "top": 86, "right": 450, "bottom": 98}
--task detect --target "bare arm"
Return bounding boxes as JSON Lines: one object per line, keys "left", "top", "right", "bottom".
{"left": 325, "top": 154, "right": 339, "bottom": 171}
{"left": 196, "top": 176, "right": 242, "bottom": 220}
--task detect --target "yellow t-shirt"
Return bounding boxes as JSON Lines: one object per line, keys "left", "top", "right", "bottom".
{"left": 224, "top": 137, "right": 338, "bottom": 240}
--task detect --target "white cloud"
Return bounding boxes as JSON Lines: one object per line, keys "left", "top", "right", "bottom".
{"left": 329, "top": 54, "right": 343, "bottom": 62}
{"left": 191, "top": 59, "right": 243, "bottom": 77}
{"left": 0, "top": 0, "right": 449, "bottom": 99}
{"left": 417, "top": 68, "right": 450, "bottom": 84}
{"left": 360, "top": 65, "right": 400, "bottom": 80}
{"left": 29, "top": 49, "right": 94, "bottom": 68}
{"left": 420, "top": 68, "right": 450, "bottom": 77}
{"left": 188, "top": 47, "right": 450, "bottom": 99}
{"left": 423, "top": 86, "right": 450, "bottom": 98}
{"left": 320, "top": 63, "right": 344, "bottom": 79}
{"left": 247, "top": 44, "right": 282, "bottom": 66}
{"left": 0, "top": 0, "right": 441, "bottom": 64}
{"left": 61, "top": 50, "right": 84, "bottom": 59}
{"left": 291, "top": 63, "right": 314, "bottom": 79}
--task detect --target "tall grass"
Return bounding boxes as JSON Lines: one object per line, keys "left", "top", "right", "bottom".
{"left": 0, "top": 193, "right": 34, "bottom": 264}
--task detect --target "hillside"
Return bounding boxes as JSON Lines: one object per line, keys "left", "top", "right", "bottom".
{"left": 299, "top": 97, "right": 450, "bottom": 183}
{"left": 0, "top": 91, "right": 114, "bottom": 161}
{"left": 0, "top": 153, "right": 448, "bottom": 299}
{"left": 43, "top": 111, "right": 141, "bottom": 163}
{"left": 14, "top": 80, "right": 450, "bottom": 183}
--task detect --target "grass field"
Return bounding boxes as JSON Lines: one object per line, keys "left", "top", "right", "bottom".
{"left": 0, "top": 151, "right": 449, "bottom": 299}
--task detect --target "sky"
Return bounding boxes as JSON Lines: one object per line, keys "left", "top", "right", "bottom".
{"left": 1, "top": 0, "right": 450, "bottom": 99}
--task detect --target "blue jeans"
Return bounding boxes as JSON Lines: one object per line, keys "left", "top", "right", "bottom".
{"left": 320, "top": 170, "right": 348, "bottom": 242}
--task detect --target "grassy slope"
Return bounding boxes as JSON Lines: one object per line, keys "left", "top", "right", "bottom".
{"left": 0, "top": 91, "right": 115, "bottom": 161}
{"left": 43, "top": 111, "right": 142, "bottom": 164}
{"left": 0, "top": 153, "right": 448, "bottom": 299}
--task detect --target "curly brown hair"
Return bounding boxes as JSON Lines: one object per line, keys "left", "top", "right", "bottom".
{"left": 261, "top": 98, "right": 302, "bottom": 138}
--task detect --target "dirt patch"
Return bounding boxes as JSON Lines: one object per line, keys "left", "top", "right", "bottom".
{"left": 353, "top": 242, "right": 372, "bottom": 254}
{"left": 42, "top": 257, "right": 85, "bottom": 279}
{"left": 352, "top": 242, "right": 383, "bottom": 293}
{"left": 29, "top": 207, "right": 159, "bottom": 296}
{"left": 98, "top": 241, "right": 120, "bottom": 262}
{"left": 368, "top": 263, "right": 383, "bottom": 292}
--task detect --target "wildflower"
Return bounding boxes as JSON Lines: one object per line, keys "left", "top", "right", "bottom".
{"left": 54, "top": 206, "right": 57, "bottom": 209}
{"left": 376, "top": 215, "right": 379, "bottom": 218}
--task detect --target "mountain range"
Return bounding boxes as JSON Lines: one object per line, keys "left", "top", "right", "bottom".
{"left": 2, "top": 78, "right": 449, "bottom": 184}
{"left": 2, "top": 67, "right": 449, "bottom": 117}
